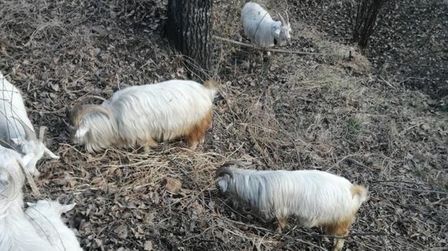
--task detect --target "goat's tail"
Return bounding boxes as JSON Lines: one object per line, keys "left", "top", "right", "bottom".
{"left": 203, "top": 79, "right": 218, "bottom": 100}
{"left": 351, "top": 185, "right": 368, "bottom": 208}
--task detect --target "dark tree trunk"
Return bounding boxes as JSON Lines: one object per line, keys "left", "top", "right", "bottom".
{"left": 352, "top": 0, "right": 386, "bottom": 49}
{"left": 166, "top": 0, "right": 213, "bottom": 74}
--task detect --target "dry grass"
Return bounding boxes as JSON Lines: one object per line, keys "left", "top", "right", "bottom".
{"left": 0, "top": 0, "right": 447, "bottom": 250}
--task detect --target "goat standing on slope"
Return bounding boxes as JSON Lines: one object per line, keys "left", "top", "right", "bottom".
{"left": 0, "top": 71, "right": 59, "bottom": 176}
{"left": 0, "top": 146, "right": 57, "bottom": 251}
{"left": 241, "top": 2, "right": 292, "bottom": 47}
{"left": 26, "top": 200, "right": 83, "bottom": 251}
{"left": 216, "top": 162, "right": 368, "bottom": 251}
{"left": 69, "top": 79, "right": 217, "bottom": 152}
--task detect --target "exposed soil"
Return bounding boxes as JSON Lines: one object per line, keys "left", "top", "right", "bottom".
{"left": 0, "top": 0, "right": 447, "bottom": 250}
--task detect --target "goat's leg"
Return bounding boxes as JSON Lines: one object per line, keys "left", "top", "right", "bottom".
{"left": 142, "top": 137, "right": 158, "bottom": 152}
{"left": 276, "top": 216, "right": 288, "bottom": 233}
{"left": 324, "top": 218, "right": 353, "bottom": 251}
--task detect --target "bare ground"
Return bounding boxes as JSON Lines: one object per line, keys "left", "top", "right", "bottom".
{"left": 0, "top": 0, "right": 447, "bottom": 250}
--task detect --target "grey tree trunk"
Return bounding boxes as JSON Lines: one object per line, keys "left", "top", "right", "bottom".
{"left": 353, "top": 0, "right": 386, "bottom": 49}
{"left": 166, "top": 0, "right": 213, "bottom": 73}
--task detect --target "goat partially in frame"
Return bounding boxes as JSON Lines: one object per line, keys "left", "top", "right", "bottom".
{"left": 0, "top": 71, "right": 59, "bottom": 176}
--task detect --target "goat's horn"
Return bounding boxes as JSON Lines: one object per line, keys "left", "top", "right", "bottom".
{"left": 216, "top": 166, "right": 233, "bottom": 179}
{"left": 284, "top": 10, "right": 290, "bottom": 24}
{"left": 82, "top": 105, "right": 112, "bottom": 119}
{"left": 216, "top": 161, "right": 244, "bottom": 178}
{"left": 278, "top": 13, "right": 286, "bottom": 25}
{"left": 39, "top": 126, "right": 46, "bottom": 142}
{"left": 15, "top": 118, "right": 37, "bottom": 141}
{"left": 70, "top": 104, "right": 112, "bottom": 126}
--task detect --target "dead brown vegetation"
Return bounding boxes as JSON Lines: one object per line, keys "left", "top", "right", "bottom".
{"left": 0, "top": 0, "right": 446, "bottom": 250}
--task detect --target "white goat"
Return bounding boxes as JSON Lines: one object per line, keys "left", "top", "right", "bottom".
{"left": 25, "top": 200, "right": 82, "bottom": 251}
{"left": 216, "top": 162, "right": 368, "bottom": 251}
{"left": 0, "top": 71, "right": 59, "bottom": 176}
{"left": 69, "top": 79, "right": 217, "bottom": 152}
{"left": 241, "top": 2, "right": 291, "bottom": 47}
{"left": 0, "top": 146, "right": 57, "bottom": 251}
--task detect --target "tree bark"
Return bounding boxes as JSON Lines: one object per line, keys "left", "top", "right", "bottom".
{"left": 166, "top": 0, "right": 213, "bottom": 73}
{"left": 352, "top": 0, "right": 386, "bottom": 49}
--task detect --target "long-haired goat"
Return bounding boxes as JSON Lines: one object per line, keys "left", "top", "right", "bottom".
{"left": 69, "top": 79, "right": 217, "bottom": 152}
{"left": 0, "top": 71, "right": 59, "bottom": 176}
{"left": 25, "top": 200, "right": 82, "bottom": 251}
{"left": 241, "top": 2, "right": 291, "bottom": 47}
{"left": 0, "top": 146, "right": 57, "bottom": 251}
{"left": 216, "top": 162, "right": 368, "bottom": 251}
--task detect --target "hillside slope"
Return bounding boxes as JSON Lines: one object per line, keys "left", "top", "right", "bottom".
{"left": 0, "top": 0, "right": 446, "bottom": 250}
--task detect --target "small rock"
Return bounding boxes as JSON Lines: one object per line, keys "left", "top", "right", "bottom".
{"left": 114, "top": 225, "right": 128, "bottom": 239}
{"left": 144, "top": 240, "right": 153, "bottom": 251}
{"left": 50, "top": 83, "right": 59, "bottom": 91}
{"left": 164, "top": 177, "right": 182, "bottom": 194}
{"left": 420, "top": 123, "right": 430, "bottom": 131}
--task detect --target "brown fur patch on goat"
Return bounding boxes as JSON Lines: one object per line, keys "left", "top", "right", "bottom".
{"left": 322, "top": 216, "right": 354, "bottom": 251}
{"left": 276, "top": 217, "right": 288, "bottom": 232}
{"left": 326, "top": 214, "right": 358, "bottom": 251}
{"left": 184, "top": 110, "right": 212, "bottom": 150}
{"left": 203, "top": 79, "right": 218, "bottom": 90}
{"left": 323, "top": 217, "right": 353, "bottom": 237}
{"left": 351, "top": 185, "right": 367, "bottom": 198}
{"left": 139, "top": 135, "right": 158, "bottom": 152}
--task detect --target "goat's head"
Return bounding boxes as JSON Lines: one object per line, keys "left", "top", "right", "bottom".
{"left": 277, "top": 11, "right": 292, "bottom": 45}
{"left": 216, "top": 162, "right": 238, "bottom": 193}
{"left": 27, "top": 200, "right": 76, "bottom": 215}
{"left": 69, "top": 104, "right": 113, "bottom": 146}
{"left": 11, "top": 121, "right": 59, "bottom": 176}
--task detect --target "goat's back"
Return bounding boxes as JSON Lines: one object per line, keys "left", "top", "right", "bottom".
{"left": 108, "top": 80, "right": 214, "bottom": 142}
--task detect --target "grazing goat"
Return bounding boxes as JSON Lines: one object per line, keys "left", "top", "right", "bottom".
{"left": 216, "top": 162, "right": 368, "bottom": 251}
{"left": 241, "top": 2, "right": 291, "bottom": 47}
{"left": 26, "top": 200, "right": 82, "bottom": 251}
{"left": 69, "top": 79, "right": 217, "bottom": 152}
{"left": 0, "top": 146, "right": 57, "bottom": 251}
{"left": 0, "top": 71, "right": 59, "bottom": 176}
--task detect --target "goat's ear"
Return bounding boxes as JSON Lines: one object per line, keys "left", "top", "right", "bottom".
{"left": 44, "top": 146, "right": 60, "bottom": 159}
{"left": 61, "top": 203, "right": 76, "bottom": 213}
{"left": 75, "top": 126, "right": 89, "bottom": 139}
{"left": 217, "top": 177, "right": 229, "bottom": 193}
{"left": 273, "top": 28, "right": 281, "bottom": 37}
{"left": 272, "top": 22, "right": 281, "bottom": 36}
